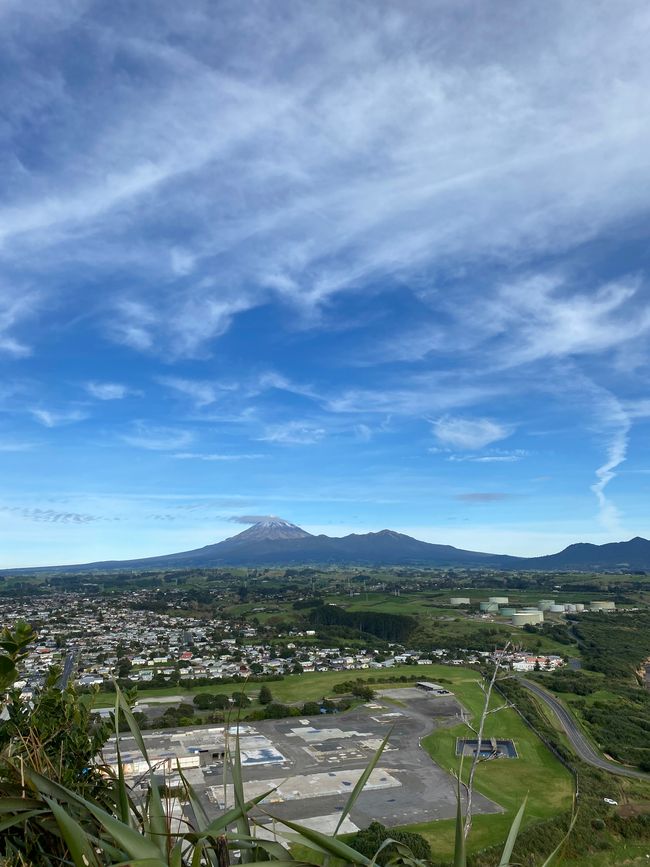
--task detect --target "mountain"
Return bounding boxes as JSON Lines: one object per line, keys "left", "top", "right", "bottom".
{"left": 4, "top": 519, "right": 521, "bottom": 572}
{"left": 522, "top": 536, "right": 650, "bottom": 571}
{"left": 223, "top": 517, "right": 313, "bottom": 544}
{"left": 3, "top": 519, "right": 650, "bottom": 572}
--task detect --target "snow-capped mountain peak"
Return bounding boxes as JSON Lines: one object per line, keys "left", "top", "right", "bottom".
{"left": 228, "top": 517, "right": 313, "bottom": 543}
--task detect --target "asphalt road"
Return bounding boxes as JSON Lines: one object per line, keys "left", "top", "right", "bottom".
{"left": 59, "top": 651, "right": 76, "bottom": 689}
{"left": 520, "top": 678, "right": 649, "bottom": 781}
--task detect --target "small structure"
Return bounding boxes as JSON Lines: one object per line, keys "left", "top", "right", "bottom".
{"left": 456, "top": 738, "right": 517, "bottom": 759}
{"left": 415, "top": 682, "right": 452, "bottom": 696}
{"left": 590, "top": 601, "right": 615, "bottom": 611}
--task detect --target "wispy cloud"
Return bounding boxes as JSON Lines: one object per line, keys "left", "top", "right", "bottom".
{"left": 120, "top": 422, "right": 194, "bottom": 451}
{"left": 158, "top": 376, "right": 223, "bottom": 407}
{"left": 30, "top": 407, "right": 88, "bottom": 427}
{"left": 173, "top": 452, "right": 264, "bottom": 461}
{"left": 0, "top": 287, "right": 39, "bottom": 358}
{"left": 258, "top": 421, "right": 326, "bottom": 445}
{"left": 2, "top": 4, "right": 650, "bottom": 358}
{"left": 227, "top": 514, "right": 279, "bottom": 524}
{"left": 0, "top": 506, "right": 101, "bottom": 524}
{"left": 446, "top": 449, "right": 528, "bottom": 463}
{"left": 0, "top": 440, "right": 35, "bottom": 452}
{"left": 432, "top": 416, "right": 513, "bottom": 451}
{"left": 85, "top": 381, "right": 132, "bottom": 400}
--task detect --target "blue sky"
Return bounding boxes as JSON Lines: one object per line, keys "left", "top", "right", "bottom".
{"left": 2, "top": 1, "right": 650, "bottom": 567}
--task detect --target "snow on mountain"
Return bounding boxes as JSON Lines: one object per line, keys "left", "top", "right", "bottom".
{"left": 226, "top": 517, "right": 313, "bottom": 543}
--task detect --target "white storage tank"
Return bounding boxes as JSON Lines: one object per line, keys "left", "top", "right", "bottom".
{"left": 450, "top": 597, "right": 471, "bottom": 606}
{"left": 479, "top": 601, "right": 499, "bottom": 613}
{"left": 537, "top": 600, "right": 555, "bottom": 611}
{"left": 574, "top": 603, "right": 585, "bottom": 612}
{"left": 488, "top": 596, "right": 509, "bottom": 604}
{"left": 549, "top": 604, "right": 566, "bottom": 613}
{"left": 511, "top": 610, "right": 544, "bottom": 627}
{"left": 590, "top": 600, "right": 615, "bottom": 611}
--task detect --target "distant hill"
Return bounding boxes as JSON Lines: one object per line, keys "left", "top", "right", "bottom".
{"left": 522, "top": 536, "right": 650, "bottom": 571}
{"left": 3, "top": 517, "right": 650, "bottom": 573}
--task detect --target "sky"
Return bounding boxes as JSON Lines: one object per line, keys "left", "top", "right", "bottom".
{"left": 2, "top": 0, "right": 650, "bottom": 567}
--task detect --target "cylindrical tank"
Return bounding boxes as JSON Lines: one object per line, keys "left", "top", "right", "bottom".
{"left": 511, "top": 610, "right": 544, "bottom": 626}
{"left": 537, "top": 600, "right": 555, "bottom": 611}
{"left": 590, "top": 601, "right": 615, "bottom": 611}
{"left": 549, "top": 604, "right": 566, "bottom": 613}
{"left": 539, "top": 599, "right": 555, "bottom": 605}
{"left": 450, "top": 597, "right": 471, "bottom": 605}
{"left": 564, "top": 604, "right": 577, "bottom": 613}
{"left": 499, "top": 607, "right": 517, "bottom": 616}
{"left": 574, "top": 603, "right": 585, "bottom": 612}
{"left": 488, "top": 596, "right": 509, "bottom": 604}
{"left": 479, "top": 601, "right": 499, "bottom": 613}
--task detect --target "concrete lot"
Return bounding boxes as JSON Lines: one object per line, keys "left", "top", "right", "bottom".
{"left": 110, "top": 687, "right": 502, "bottom": 832}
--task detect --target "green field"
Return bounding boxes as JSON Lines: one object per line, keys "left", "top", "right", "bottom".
{"left": 399, "top": 670, "right": 574, "bottom": 858}
{"left": 91, "top": 663, "right": 451, "bottom": 708}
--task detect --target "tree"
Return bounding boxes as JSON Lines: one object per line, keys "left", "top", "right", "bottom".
{"left": 259, "top": 684, "right": 273, "bottom": 705}
{"left": 231, "top": 691, "right": 250, "bottom": 708}
{"left": 117, "top": 657, "right": 133, "bottom": 678}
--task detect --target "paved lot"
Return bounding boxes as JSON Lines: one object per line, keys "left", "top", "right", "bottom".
{"left": 113, "top": 687, "right": 502, "bottom": 831}
{"left": 206, "top": 690, "right": 500, "bottom": 829}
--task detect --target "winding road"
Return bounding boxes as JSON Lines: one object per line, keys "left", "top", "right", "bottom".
{"left": 520, "top": 678, "right": 649, "bottom": 781}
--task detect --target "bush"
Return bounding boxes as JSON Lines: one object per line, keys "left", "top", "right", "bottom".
{"left": 263, "top": 702, "right": 291, "bottom": 719}
{"left": 349, "top": 821, "right": 431, "bottom": 864}
{"left": 302, "top": 701, "right": 321, "bottom": 715}
{"left": 259, "top": 684, "right": 273, "bottom": 705}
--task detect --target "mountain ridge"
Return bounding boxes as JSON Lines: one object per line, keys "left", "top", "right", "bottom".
{"left": 3, "top": 517, "right": 650, "bottom": 572}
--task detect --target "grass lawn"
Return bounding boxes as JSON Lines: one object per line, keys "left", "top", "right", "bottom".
{"left": 399, "top": 670, "right": 574, "bottom": 859}
{"left": 90, "top": 663, "right": 453, "bottom": 708}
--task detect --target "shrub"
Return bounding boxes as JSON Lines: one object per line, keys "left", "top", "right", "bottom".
{"left": 349, "top": 821, "right": 431, "bottom": 864}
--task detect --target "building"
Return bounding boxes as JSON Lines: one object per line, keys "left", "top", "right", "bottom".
{"left": 416, "top": 682, "right": 452, "bottom": 696}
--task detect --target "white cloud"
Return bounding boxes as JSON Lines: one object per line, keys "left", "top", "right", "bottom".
{"left": 158, "top": 376, "right": 221, "bottom": 407}
{"left": 0, "top": 287, "right": 39, "bottom": 358}
{"left": 2, "top": 4, "right": 650, "bottom": 357}
{"left": 173, "top": 452, "right": 264, "bottom": 461}
{"left": 446, "top": 449, "right": 528, "bottom": 463}
{"left": 30, "top": 407, "right": 88, "bottom": 427}
{"left": 432, "top": 416, "right": 513, "bottom": 451}
{"left": 85, "top": 381, "right": 131, "bottom": 400}
{"left": 120, "top": 423, "right": 194, "bottom": 451}
{"left": 258, "top": 421, "right": 326, "bottom": 445}
{"left": 0, "top": 440, "right": 34, "bottom": 452}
